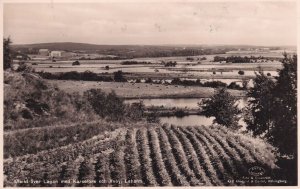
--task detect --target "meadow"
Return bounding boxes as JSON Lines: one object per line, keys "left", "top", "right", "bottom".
{"left": 47, "top": 80, "right": 245, "bottom": 99}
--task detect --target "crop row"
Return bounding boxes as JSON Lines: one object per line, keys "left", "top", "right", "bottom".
{"left": 4, "top": 125, "right": 277, "bottom": 187}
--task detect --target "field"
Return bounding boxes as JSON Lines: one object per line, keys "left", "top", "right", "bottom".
{"left": 30, "top": 56, "right": 282, "bottom": 78}
{"left": 4, "top": 124, "right": 277, "bottom": 187}
{"left": 47, "top": 80, "right": 245, "bottom": 99}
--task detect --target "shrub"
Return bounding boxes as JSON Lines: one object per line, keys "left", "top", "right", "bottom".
{"left": 21, "top": 109, "right": 33, "bottom": 119}
{"left": 174, "top": 109, "right": 186, "bottom": 117}
{"left": 72, "top": 60, "right": 80, "bottom": 66}
{"left": 147, "top": 110, "right": 160, "bottom": 123}
{"left": 16, "top": 63, "right": 32, "bottom": 72}
{"left": 126, "top": 101, "right": 145, "bottom": 121}
{"left": 238, "top": 70, "right": 245, "bottom": 75}
{"left": 163, "top": 61, "right": 177, "bottom": 67}
{"left": 145, "top": 78, "right": 153, "bottom": 83}
{"left": 228, "top": 82, "right": 243, "bottom": 90}
{"left": 83, "top": 89, "right": 125, "bottom": 121}
{"left": 114, "top": 70, "right": 126, "bottom": 82}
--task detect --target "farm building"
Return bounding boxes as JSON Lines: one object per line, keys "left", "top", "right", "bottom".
{"left": 50, "top": 51, "right": 77, "bottom": 59}
{"left": 39, "top": 49, "right": 49, "bottom": 56}
{"left": 50, "top": 51, "right": 63, "bottom": 58}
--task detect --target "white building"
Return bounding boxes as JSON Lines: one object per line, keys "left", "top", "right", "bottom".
{"left": 50, "top": 51, "right": 63, "bottom": 58}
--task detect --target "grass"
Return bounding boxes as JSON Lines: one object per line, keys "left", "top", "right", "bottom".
{"left": 47, "top": 80, "right": 246, "bottom": 99}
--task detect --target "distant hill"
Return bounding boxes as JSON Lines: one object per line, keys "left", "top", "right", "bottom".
{"left": 11, "top": 42, "right": 295, "bottom": 58}
{"left": 11, "top": 42, "right": 150, "bottom": 51}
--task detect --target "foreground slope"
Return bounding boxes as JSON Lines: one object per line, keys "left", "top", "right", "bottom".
{"left": 4, "top": 125, "right": 277, "bottom": 187}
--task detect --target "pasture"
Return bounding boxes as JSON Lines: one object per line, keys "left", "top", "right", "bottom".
{"left": 47, "top": 80, "right": 245, "bottom": 99}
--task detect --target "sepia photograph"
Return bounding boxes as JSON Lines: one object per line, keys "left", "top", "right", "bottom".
{"left": 2, "top": 0, "right": 298, "bottom": 187}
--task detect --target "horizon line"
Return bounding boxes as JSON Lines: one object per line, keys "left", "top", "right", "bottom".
{"left": 11, "top": 41, "right": 297, "bottom": 47}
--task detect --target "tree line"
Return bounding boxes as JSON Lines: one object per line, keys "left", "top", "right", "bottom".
{"left": 213, "top": 55, "right": 279, "bottom": 63}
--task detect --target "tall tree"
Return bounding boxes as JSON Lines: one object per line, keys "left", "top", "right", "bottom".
{"left": 199, "top": 87, "right": 241, "bottom": 130}
{"left": 245, "top": 70, "right": 275, "bottom": 137}
{"left": 4, "top": 37, "right": 12, "bottom": 70}
{"left": 271, "top": 53, "right": 297, "bottom": 157}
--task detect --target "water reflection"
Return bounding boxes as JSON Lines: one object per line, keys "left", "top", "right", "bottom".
{"left": 126, "top": 98, "right": 247, "bottom": 109}
{"left": 160, "top": 115, "right": 214, "bottom": 127}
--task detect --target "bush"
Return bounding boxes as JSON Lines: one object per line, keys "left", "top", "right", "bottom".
{"left": 163, "top": 61, "right": 177, "bottom": 67}
{"left": 114, "top": 70, "right": 126, "bottom": 82}
{"left": 126, "top": 101, "right": 145, "bottom": 121}
{"left": 16, "top": 63, "right": 32, "bottom": 72}
{"left": 238, "top": 70, "right": 245, "bottom": 75}
{"left": 72, "top": 60, "right": 80, "bottom": 66}
{"left": 37, "top": 71, "right": 113, "bottom": 82}
{"left": 145, "top": 78, "right": 153, "bottom": 83}
{"left": 147, "top": 110, "right": 160, "bottom": 123}
{"left": 21, "top": 109, "right": 33, "bottom": 119}
{"left": 83, "top": 89, "right": 125, "bottom": 121}
{"left": 228, "top": 82, "right": 243, "bottom": 90}
{"left": 174, "top": 109, "right": 186, "bottom": 117}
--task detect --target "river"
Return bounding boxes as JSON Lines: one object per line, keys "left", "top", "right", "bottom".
{"left": 125, "top": 97, "right": 247, "bottom": 127}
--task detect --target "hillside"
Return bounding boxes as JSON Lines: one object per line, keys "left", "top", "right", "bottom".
{"left": 4, "top": 124, "right": 277, "bottom": 187}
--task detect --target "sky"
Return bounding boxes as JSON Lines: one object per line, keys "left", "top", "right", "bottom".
{"left": 3, "top": 1, "right": 297, "bottom": 46}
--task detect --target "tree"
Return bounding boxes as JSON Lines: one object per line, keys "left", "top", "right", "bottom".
{"left": 83, "top": 89, "right": 107, "bottom": 118}
{"left": 105, "top": 90, "right": 125, "bottom": 121}
{"left": 4, "top": 37, "right": 12, "bottom": 70}
{"left": 244, "top": 70, "right": 275, "bottom": 137}
{"left": 126, "top": 101, "right": 145, "bottom": 121}
{"left": 114, "top": 70, "right": 125, "bottom": 82}
{"left": 199, "top": 87, "right": 241, "bottom": 129}
{"left": 270, "top": 53, "right": 297, "bottom": 157}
